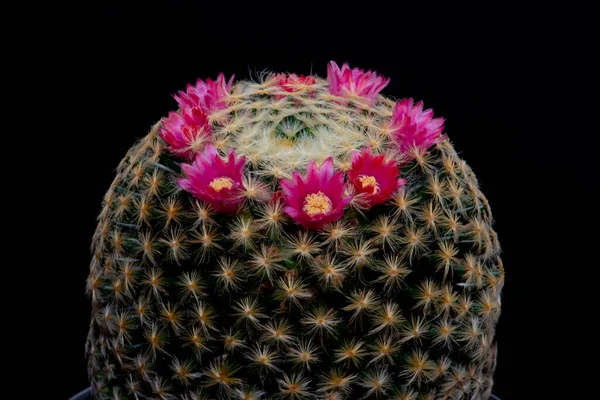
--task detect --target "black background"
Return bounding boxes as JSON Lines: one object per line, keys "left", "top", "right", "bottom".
{"left": 45, "top": 3, "right": 591, "bottom": 399}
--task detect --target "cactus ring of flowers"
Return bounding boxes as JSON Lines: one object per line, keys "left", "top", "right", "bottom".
{"left": 87, "top": 61, "right": 503, "bottom": 399}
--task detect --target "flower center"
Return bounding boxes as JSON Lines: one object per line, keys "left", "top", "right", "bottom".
{"left": 358, "top": 175, "right": 380, "bottom": 194}
{"left": 303, "top": 191, "right": 333, "bottom": 216}
{"left": 209, "top": 177, "right": 234, "bottom": 192}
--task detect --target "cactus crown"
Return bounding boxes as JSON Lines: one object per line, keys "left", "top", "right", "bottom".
{"left": 86, "top": 61, "right": 503, "bottom": 400}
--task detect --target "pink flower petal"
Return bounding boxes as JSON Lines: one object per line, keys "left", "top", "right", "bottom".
{"left": 327, "top": 61, "right": 390, "bottom": 105}
{"left": 390, "top": 98, "right": 446, "bottom": 157}
{"left": 347, "top": 147, "right": 403, "bottom": 208}
{"left": 279, "top": 158, "right": 352, "bottom": 230}
{"left": 177, "top": 145, "right": 246, "bottom": 215}
{"left": 173, "top": 73, "right": 235, "bottom": 114}
{"left": 160, "top": 108, "right": 212, "bottom": 159}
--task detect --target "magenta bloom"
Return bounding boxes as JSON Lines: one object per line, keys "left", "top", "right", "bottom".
{"left": 174, "top": 73, "right": 235, "bottom": 113}
{"left": 327, "top": 61, "right": 390, "bottom": 105}
{"left": 390, "top": 98, "right": 446, "bottom": 154}
{"left": 160, "top": 107, "right": 211, "bottom": 159}
{"left": 348, "top": 147, "right": 406, "bottom": 208}
{"left": 276, "top": 73, "right": 317, "bottom": 92}
{"left": 280, "top": 157, "right": 352, "bottom": 230}
{"left": 177, "top": 144, "right": 246, "bottom": 214}
{"left": 272, "top": 73, "right": 317, "bottom": 101}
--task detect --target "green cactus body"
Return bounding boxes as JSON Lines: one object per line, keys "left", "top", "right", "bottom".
{"left": 86, "top": 71, "right": 503, "bottom": 400}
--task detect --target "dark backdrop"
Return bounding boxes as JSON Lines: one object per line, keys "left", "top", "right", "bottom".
{"left": 55, "top": 3, "right": 587, "bottom": 398}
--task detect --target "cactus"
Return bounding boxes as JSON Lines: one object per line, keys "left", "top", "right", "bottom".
{"left": 85, "top": 61, "right": 503, "bottom": 400}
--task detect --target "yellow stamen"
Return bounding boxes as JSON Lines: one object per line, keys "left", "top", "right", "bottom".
{"left": 303, "top": 191, "right": 333, "bottom": 216}
{"left": 209, "top": 177, "right": 234, "bottom": 192}
{"left": 358, "top": 175, "right": 380, "bottom": 194}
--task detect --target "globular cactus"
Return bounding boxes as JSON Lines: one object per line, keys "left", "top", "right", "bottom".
{"left": 86, "top": 61, "right": 503, "bottom": 400}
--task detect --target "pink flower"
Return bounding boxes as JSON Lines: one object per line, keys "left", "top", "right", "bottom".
{"left": 277, "top": 73, "right": 316, "bottom": 93}
{"left": 174, "top": 73, "right": 235, "bottom": 113}
{"left": 177, "top": 144, "right": 246, "bottom": 214}
{"left": 280, "top": 157, "right": 352, "bottom": 230}
{"left": 160, "top": 107, "right": 211, "bottom": 159}
{"left": 390, "top": 98, "right": 446, "bottom": 154}
{"left": 327, "top": 61, "right": 390, "bottom": 105}
{"left": 271, "top": 74, "right": 317, "bottom": 101}
{"left": 348, "top": 147, "right": 406, "bottom": 208}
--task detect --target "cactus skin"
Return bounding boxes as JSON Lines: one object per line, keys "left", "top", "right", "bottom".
{"left": 86, "top": 72, "right": 503, "bottom": 400}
